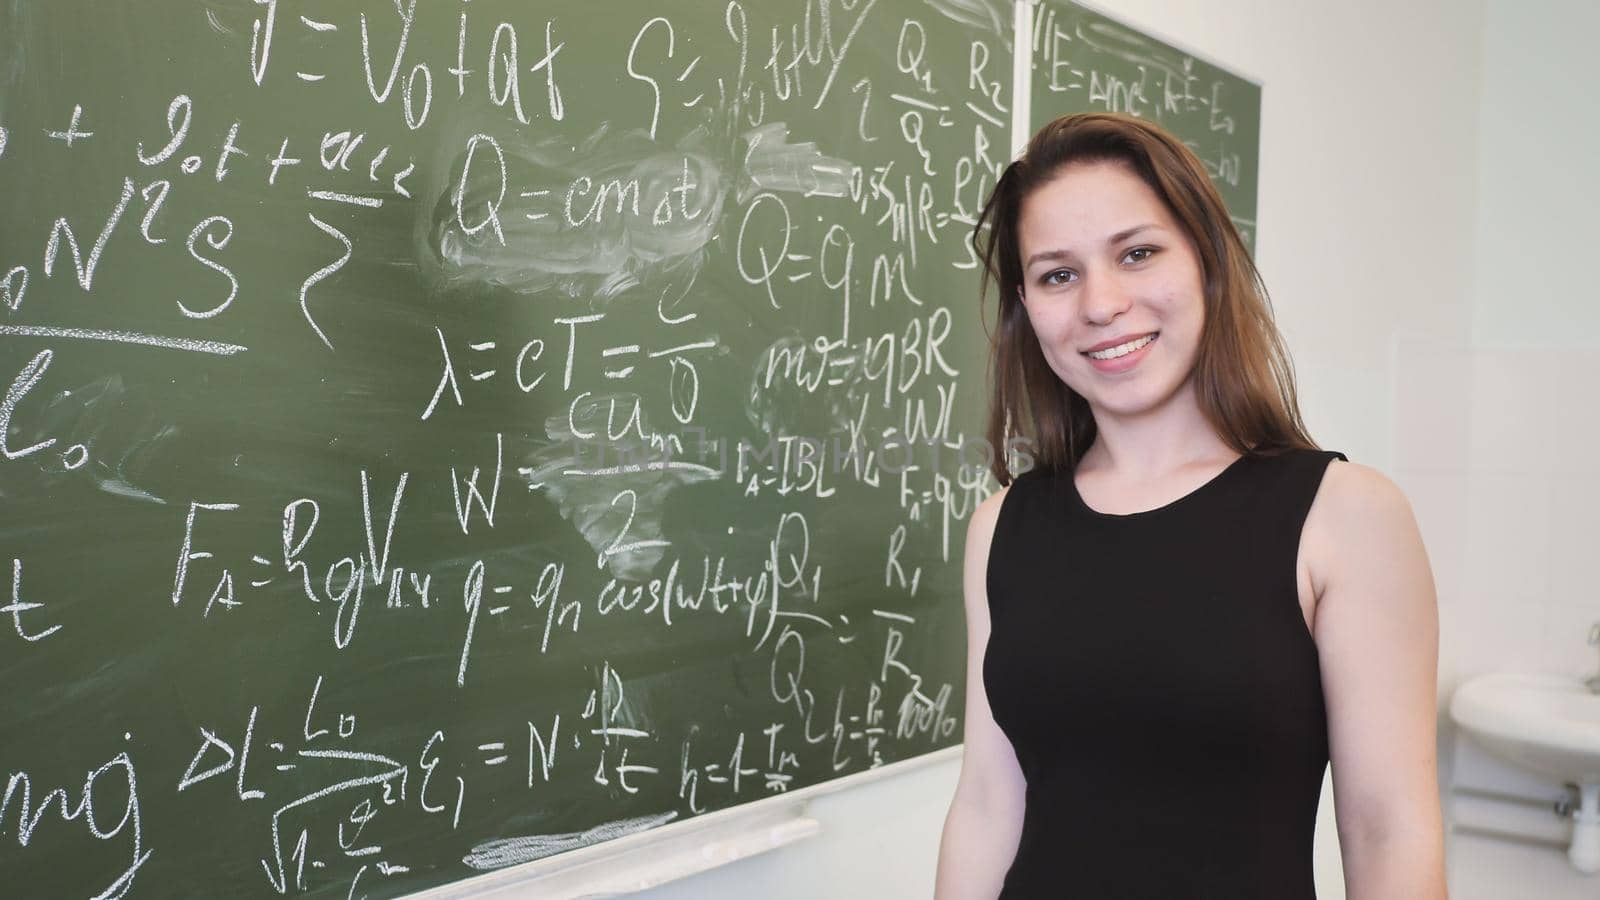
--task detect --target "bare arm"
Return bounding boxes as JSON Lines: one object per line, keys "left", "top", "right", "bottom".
{"left": 1313, "top": 463, "right": 1448, "bottom": 898}
{"left": 934, "top": 486, "right": 1027, "bottom": 900}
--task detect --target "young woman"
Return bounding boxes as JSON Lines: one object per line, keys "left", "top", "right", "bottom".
{"left": 933, "top": 113, "right": 1446, "bottom": 898}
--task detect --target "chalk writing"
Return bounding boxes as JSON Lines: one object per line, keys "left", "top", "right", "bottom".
{"left": 0, "top": 1, "right": 1112, "bottom": 896}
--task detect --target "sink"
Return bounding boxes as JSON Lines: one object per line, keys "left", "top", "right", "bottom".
{"left": 1450, "top": 672, "right": 1600, "bottom": 873}
{"left": 1452, "top": 673, "right": 1600, "bottom": 782}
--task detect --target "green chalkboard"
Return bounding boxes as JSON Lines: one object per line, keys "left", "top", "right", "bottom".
{"left": 0, "top": 1, "right": 1010, "bottom": 896}
{"left": 1031, "top": 0, "right": 1262, "bottom": 249}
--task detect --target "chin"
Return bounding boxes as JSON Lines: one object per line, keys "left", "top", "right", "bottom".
{"left": 1083, "top": 378, "right": 1179, "bottom": 412}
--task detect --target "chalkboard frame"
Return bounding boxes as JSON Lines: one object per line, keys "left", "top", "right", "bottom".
{"left": 0, "top": 1, "right": 1266, "bottom": 895}
{"left": 409, "top": 746, "right": 959, "bottom": 897}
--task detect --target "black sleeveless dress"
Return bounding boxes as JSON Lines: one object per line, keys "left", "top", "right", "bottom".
{"left": 983, "top": 448, "right": 1347, "bottom": 898}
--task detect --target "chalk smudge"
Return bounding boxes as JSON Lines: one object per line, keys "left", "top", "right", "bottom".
{"left": 520, "top": 393, "right": 719, "bottom": 582}
{"left": 462, "top": 810, "right": 679, "bottom": 870}
{"left": 426, "top": 123, "right": 727, "bottom": 303}
{"left": 737, "top": 122, "right": 852, "bottom": 204}
{"left": 925, "top": 0, "right": 1010, "bottom": 42}
{"left": 425, "top": 120, "right": 852, "bottom": 304}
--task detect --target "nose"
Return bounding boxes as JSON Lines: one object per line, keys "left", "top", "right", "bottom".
{"left": 1080, "top": 267, "right": 1133, "bottom": 324}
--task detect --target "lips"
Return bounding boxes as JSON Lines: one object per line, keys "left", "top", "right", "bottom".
{"left": 1080, "top": 332, "right": 1158, "bottom": 356}
{"left": 1079, "top": 332, "right": 1159, "bottom": 374}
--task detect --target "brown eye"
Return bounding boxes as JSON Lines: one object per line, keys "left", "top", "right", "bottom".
{"left": 1042, "top": 269, "right": 1075, "bottom": 286}
{"left": 1124, "top": 246, "right": 1156, "bottom": 264}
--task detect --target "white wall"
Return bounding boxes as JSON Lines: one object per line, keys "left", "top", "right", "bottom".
{"left": 1470, "top": 0, "right": 1600, "bottom": 349}
{"left": 631, "top": 1, "right": 1491, "bottom": 896}
{"left": 1419, "top": 1, "right": 1600, "bottom": 897}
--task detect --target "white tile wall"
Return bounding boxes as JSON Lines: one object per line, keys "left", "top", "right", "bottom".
{"left": 1399, "top": 339, "right": 1600, "bottom": 896}
{"left": 1451, "top": 3, "right": 1600, "bottom": 891}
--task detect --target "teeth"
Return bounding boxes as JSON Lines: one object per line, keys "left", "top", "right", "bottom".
{"left": 1086, "top": 333, "right": 1155, "bottom": 360}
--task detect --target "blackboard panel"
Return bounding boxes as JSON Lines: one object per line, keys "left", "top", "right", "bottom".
{"left": 1031, "top": 0, "right": 1262, "bottom": 248}
{"left": 0, "top": 1, "right": 1008, "bottom": 896}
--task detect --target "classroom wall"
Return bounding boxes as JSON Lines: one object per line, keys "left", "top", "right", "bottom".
{"left": 1418, "top": 1, "right": 1600, "bottom": 897}
{"left": 1470, "top": 0, "right": 1600, "bottom": 349}
{"left": 638, "top": 0, "right": 1488, "bottom": 896}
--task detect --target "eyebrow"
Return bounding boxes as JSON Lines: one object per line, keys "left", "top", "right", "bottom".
{"left": 1023, "top": 223, "right": 1160, "bottom": 270}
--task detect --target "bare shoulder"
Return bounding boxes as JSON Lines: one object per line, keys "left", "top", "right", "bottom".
{"left": 1311, "top": 458, "right": 1444, "bottom": 878}
{"left": 961, "top": 481, "right": 1014, "bottom": 603}
{"left": 1316, "top": 459, "right": 1416, "bottom": 529}
{"left": 965, "top": 481, "right": 1013, "bottom": 562}
{"left": 973, "top": 480, "right": 1013, "bottom": 528}
{"left": 1306, "top": 458, "right": 1426, "bottom": 598}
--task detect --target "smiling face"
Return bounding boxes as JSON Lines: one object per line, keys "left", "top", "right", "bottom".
{"left": 1016, "top": 160, "right": 1207, "bottom": 419}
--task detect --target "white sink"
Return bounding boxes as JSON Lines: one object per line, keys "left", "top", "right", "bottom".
{"left": 1450, "top": 672, "right": 1600, "bottom": 873}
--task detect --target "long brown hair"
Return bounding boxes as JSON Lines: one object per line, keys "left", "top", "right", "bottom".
{"left": 975, "top": 112, "right": 1321, "bottom": 486}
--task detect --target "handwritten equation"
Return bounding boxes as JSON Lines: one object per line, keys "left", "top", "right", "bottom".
{"left": 0, "top": 1, "right": 1008, "bottom": 896}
